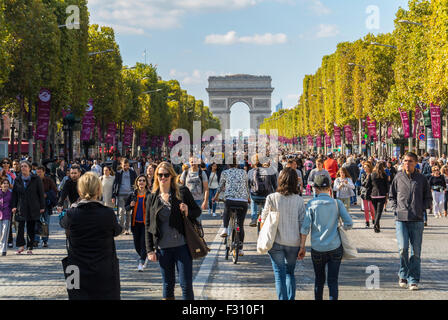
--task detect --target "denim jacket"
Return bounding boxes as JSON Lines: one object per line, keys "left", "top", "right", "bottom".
{"left": 300, "top": 193, "right": 353, "bottom": 252}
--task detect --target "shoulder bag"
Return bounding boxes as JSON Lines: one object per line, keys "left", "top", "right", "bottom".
{"left": 257, "top": 196, "right": 280, "bottom": 254}
{"left": 334, "top": 199, "right": 358, "bottom": 260}
{"left": 182, "top": 213, "right": 210, "bottom": 260}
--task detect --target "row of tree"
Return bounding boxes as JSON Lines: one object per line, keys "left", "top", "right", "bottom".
{"left": 0, "top": 0, "right": 220, "bottom": 159}
{"left": 260, "top": 0, "right": 446, "bottom": 143}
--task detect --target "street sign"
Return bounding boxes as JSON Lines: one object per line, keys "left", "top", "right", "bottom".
{"left": 361, "top": 139, "right": 366, "bottom": 145}
{"left": 419, "top": 134, "right": 425, "bottom": 141}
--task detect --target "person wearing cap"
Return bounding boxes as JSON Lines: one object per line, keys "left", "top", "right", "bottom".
{"left": 298, "top": 175, "right": 353, "bottom": 300}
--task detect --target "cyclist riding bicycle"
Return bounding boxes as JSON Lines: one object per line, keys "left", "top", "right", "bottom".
{"left": 247, "top": 154, "right": 277, "bottom": 227}
{"left": 213, "top": 158, "right": 251, "bottom": 256}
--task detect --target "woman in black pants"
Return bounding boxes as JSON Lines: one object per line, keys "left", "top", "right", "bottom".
{"left": 366, "top": 162, "right": 389, "bottom": 233}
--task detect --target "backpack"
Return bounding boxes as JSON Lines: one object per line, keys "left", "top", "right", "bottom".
{"left": 251, "top": 168, "right": 271, "bottom": 197}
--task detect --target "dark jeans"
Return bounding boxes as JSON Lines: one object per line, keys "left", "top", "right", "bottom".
{"left": 444, "top": 191, "right": 448, "bottom": 212}
{"left": 223, "top": 200, "right": 248, "bottom": 246}
{"left": 371, "top": 198, "right": 386, "bottom": 231}
{"left": 208, "top": 188, "right": 218, "bottom": 214}
{"left": 311, "top": 245, "right": 343, "bottom": 300}
{"left": 16, "top": 220, "right": 37, "bottom": 250}
{"left": 157, "top": 244, "right": 194, "bottom": 300}
{"left": 131, "top": 222, "right": 147, "bottom": 263}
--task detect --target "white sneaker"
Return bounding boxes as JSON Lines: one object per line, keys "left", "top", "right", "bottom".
{"left": 137, "top": 263, "right": 143, "bottom": 272}
{"left": 220, "top": 228, "right": 228, "bottom": 237}
{"left": 212, "top": 212, "right": 217, "bottom": 217}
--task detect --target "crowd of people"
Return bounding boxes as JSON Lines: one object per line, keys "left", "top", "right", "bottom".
{"left": 0, "top": 147, "right": 442, "bottom": 300}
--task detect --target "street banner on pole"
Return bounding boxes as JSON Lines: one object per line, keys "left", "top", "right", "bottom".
{"left": 123, "top": 125, "right": 133, "bottom": 146}
{"left": 316, "top": 135, "right": 322, "bottom": 148}
{"left": 343, "top": 125, "right": 353, "bottom": 144}
{"left": 35, "top": 88, "right": 51, "bottom": 141}
{"left": 105, "top": 122, "right": 116, "bottom": 145}
{"left": 140, "top": 132, "right": 148, "bottom": 148}
{"left": 366, "top": 116, "right": 378, "bottom": 141}
{"left": 334, "top": 125, "right": 342, "bottom": 146}
{"left": 387, "top": 125, "right": 393, "bottom": 139}
{"left": 307, "top": 135, "right": 313, "bottom": 146}
{"left": 413, "top": 105, "right": 422, "bottom": 139}
{"left": 430, "top": 103, "right": 441, "bottom": 139}
{"left": 324, "top": 133, "right": 332, "bottom": 147}
{"left": 81, "top": 99, "right": 95, "bottom": 141}
{"left": 398, "top": 107, "right": 410, "bottom": 139}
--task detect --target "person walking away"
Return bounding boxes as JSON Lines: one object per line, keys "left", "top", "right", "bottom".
{"left": 125, "top": 175, "right": 150, "bottom": 271}
{"left": 428, "top": 166, "right": 446, "bottom": 219}
{"left": 35, "top": 166, "right": 58, "bottom": 248}
{"left": 145, "top": 162, "right": 201, "bottom": 300}
{"left": 366, "top": 162, "right": 389, "bottom": 233}
{"left": 324, "top": 153, "right": 338, "bottom": 184}
{"left": 0, "top": 179, "right": 12, "bottom": 256}
{"left": 261, "top": 168, "right": 305, "bottom": 300}
{"left": 112, "top": 158, "right": 137, "bottom": 235}
{"left": 179, "top": 157, "right": 209, "bottom": 213}
{"left": 100, "top": 166, "right": 115, "bottom": 208}
{"left": 361, "top": 162, "right": 375, "bottom": 228}
{"left": 60, "top": 172, "right": 122, "bottom": 299}
{"left": 11, "top": 161, "right": 45, "bottom": 254}
{"left": 298, "top": 175, "right": 353, "bottom": 300}
{"left": 389, "top": 152, "right": 432, "bottom": 291}
{"left": 333, "top": 168, "right": 355, "bottom": 212}
{"left": 342, "top": 156, "right": 360, "bottom": 206}
{"left": 248, "top": 154, "right": 277, "bottom": 227}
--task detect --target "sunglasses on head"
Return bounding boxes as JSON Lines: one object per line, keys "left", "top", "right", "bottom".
{"left": 158, "top": 173, "right": 171, "bottom": 178}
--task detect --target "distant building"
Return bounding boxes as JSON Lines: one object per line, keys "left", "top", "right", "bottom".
{"left": 275, "top": 100, "right": 283, "bottom": 113}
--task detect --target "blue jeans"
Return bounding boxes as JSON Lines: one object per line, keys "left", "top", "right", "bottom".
{"left": 395, "top": 221, "right": 424, "bottom": 285}
{"left": 311, "top": 245, "right": 343, "bottom": 300}
{"left": 268, "top": 242, "right": 300, "bottom": 300}
{"left": 157, "top": 244, "right": 194, "bottom": 300}
{"left": 250, "top": 195, "right": 266, "bottom": 221}
{"left": 208, "top": 188, "right": 217, "bottom": 214}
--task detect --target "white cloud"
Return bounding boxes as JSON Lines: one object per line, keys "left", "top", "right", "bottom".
{"left": 205, "top": 31, "right": 287, "bottom": 45}
{"left": 306, "top": 0, "right": 331, "bottom": 16}
{"left": 169, "top": 69, "right": 217, "bottom": 86}
{"left": 316, "top": 24, "right": 339, "bottom": 38}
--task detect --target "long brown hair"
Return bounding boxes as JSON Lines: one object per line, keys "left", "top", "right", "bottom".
{"left": 373, "top": 161, "right": 386, "bottom": 179}
{"left": 152, "top": 162, "right": 181, "bottom": 200}
{"left": 276, "top": 167, "right": 299, "bottom": 196}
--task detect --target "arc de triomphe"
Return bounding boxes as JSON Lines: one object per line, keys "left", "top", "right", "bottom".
{"left": 206, "top": 74, "right": 274, "bottom": 133}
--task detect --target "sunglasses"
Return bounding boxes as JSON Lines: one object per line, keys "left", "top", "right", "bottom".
{"left": 137, "top": 179, "right": 147, "bottom": 183}
{"left": 158, "top": 173, "right": 171, "bottom": 178}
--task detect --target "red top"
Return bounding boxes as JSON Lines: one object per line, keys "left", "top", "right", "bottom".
{"left": 324, "top": 158, "right": 338, "bottom": 179}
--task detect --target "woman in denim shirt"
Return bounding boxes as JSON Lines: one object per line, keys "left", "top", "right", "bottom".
{"left": 298, "top": 175, "right": 353, "bottom": 300}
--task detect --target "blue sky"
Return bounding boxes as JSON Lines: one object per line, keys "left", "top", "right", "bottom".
{"left": 88, "top": 0, "right": 409, "bottom": 131}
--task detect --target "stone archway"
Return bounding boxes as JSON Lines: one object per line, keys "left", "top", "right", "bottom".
{"left": 206, "top": 74, "right": 274, "bottom": 133}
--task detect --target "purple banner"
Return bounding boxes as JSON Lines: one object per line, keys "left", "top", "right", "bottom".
{"left": 387, "top": 125, "right": 393, "bottom": 139}
{"left": 398, "top": 107, "right": 410, "bottom": 139}
{"left": 123, "top": 125, "right": 134, "bottom": 146}
{"left": 413, "top": 105, "right": 422, "bottom": 139}
{"left": 316, "top": 136, "right": 322, "bottom": 148}
{"left": 334, "top": 125, "right": 342, "bottom": 147}
{"left": 140, "top": 132, "right": 148, "bottom": 147}
{"left": 366, "top": 116, "right": 378, "bottom": 141}
{"left": 35, "top": 88, "right": 51, "bottom": 141}
{"left": 343, "top": 125, "right": 353, "bottom": 144}
{"left": 324, "top": 132, "right": 332, "bottom": 148}
{"left": 430, "top": 103, "right": 441, "bottom": 139}
{"left": 81, "top": 99, "right": 95, "bottom": 141}
{"left": 105, "top": 122, "right": 116, "bottom": 145}
{"left": 307, "top": 135, "right": 313, "bottom": 146}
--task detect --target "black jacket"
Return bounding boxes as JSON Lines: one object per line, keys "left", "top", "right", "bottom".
{"left": 112, "top": 169, "right": 137, "bottom": 198}
{"left": 58, "top": 178, "right": 80, "bottom": 207}
{"left": 125, "top": 189, "right": 151, "bottom": 226}
{"left": 343, "top": 163, "right": 360, "bottom": 184}
{"left": 60, "top": 201, "right": 122, "bottom": 300}
{"left": 145, "top": 186, "right": 201, "bottom": 253}
{"left": 11, "top": 174, "right": 45, "bottom": 221}
{"left": 366, "top": 172, "right": 389, "bottom": 199}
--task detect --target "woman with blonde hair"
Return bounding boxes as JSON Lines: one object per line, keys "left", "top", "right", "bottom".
{"left": 145, "top": 162, "right": 201, "bottom": 300}
{"left": 60, "top": 172, "right": 122, "bottom": 300}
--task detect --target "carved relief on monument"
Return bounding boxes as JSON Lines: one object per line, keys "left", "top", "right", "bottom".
{"left": 210, "top": 99, "right": 226, "bottom": 110}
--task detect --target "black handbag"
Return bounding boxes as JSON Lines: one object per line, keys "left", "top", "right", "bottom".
{"left": 182, "top": 214, "right": 210, "bottom": 260}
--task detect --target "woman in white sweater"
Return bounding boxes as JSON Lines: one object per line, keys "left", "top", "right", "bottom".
{"left": 260, "top": 167, "right": 306, "bottom": 300}
{"left": 333, "top": 167, "right": 355, "bottom": 212}
{"left": 100, "top": 166, "right": 115, "bottom": 208}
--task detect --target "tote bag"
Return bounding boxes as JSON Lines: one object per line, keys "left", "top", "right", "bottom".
{"left": 257, "top": 210, "right": 280, "bottom": 254}
{"left": 334, "top": 199, "right": 358, "bottom": 260}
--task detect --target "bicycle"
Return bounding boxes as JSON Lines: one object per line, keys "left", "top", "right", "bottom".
{"left": 224, "top": 205, "right": 244, "bottom": 264}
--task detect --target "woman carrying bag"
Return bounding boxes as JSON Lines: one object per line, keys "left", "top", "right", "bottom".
{"left": 145, "top": 162, "right": 201, "bottom": 300}
{"left": 298, "top": 175, "right": 353, "bottom": 300}
{"left": 258, "top": 168, "right": 306, "bottom": 300}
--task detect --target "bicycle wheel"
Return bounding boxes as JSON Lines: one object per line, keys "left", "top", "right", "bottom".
{"left": 232, "top": 227, "right": 239, "bottom": 264}
{"left": 225, "top": 234, "right": 229, "bottom": 260}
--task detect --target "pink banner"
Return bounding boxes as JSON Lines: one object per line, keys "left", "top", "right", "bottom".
{"left": 105, "top": 122, "right": 116, "bottom": 145}
{"left": 343, "top": 125, "right": 353, "bottom": 144}
{"left": 324, "top": 133, "right": 332, "bottom": 148}
{"left": 123, "top": 125, "right": 134, "bottom": 146}
{"left": 307, "top": 135, "right": 313, "bottom": 146}
{"left": 140, "top": 132, "right": 148, "bottom": 147}
{"left": 334, "top": 125, "right": 342, "bottom": 146}
{"left": 35, "top": 88, "right": 51, "bottom": 141}
{"left": 430, "top": 103, "right": 441, "bottom": 139}
{"left": 398, "top": 107, "right": 410, "bottom": 139}
{"left": 81, "top": 99, "right": 95, "bottom": 141}
{"left": 316, "top": 136, "right": 322, "bottom": 148}
{"left": 413, "top": 105, "right": 422, "bottom": 139}
{"left": 387, "top": 125, "right": 393, "bottom": 138}
{"left": 366, "top": 116, "right": 378, "bottom": 141}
